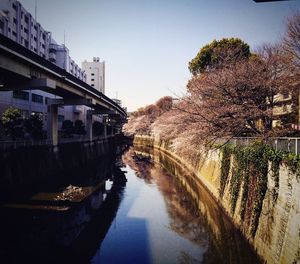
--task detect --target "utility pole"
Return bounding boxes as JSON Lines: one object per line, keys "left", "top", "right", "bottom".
{"left": 35, "top": 0, "right": 37, "bottom": 21}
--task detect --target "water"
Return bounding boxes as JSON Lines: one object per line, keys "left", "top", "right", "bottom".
{"left": 0, "top": 147, "right": 262, "bottom": 263}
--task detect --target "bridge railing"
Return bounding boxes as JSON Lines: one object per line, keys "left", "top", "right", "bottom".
{"left": 227, "top": 137, "right": 300, "bottom": 155}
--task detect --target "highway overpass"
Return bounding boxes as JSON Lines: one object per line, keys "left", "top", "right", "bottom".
{"left": 0, "top": 34, "right": 127, "bottom": 145}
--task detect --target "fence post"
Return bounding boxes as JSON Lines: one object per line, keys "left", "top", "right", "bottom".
{"left": 275, "top": 139, "right": 278, "bottom": 151}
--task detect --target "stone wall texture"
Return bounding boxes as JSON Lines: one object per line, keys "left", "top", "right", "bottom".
{"left": 134, "top": 135, "right": 300, "bottom": 264}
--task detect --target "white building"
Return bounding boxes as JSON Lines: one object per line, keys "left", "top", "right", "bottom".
{"left": 82, "top": 57, "right": 105, "bottom": 94}
{"left": 0, "top": 0, "right": 86, "bottom": 81}
{"left": 0, "top": 0, "right": 90, "bottom": 129}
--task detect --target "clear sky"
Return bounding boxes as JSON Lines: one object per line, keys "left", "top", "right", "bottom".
{"left": 20, "top": 0, "right": 300, "bottom": 111}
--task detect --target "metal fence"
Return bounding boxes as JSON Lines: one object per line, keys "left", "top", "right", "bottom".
{"left": 0, "top": 139, "right": 52, "bottom": 150}
{"left": 0, "top": 135, "right": 115, "bottom": 151}
{"left": 228, "top": 137, "right": 300, "bottom": 155}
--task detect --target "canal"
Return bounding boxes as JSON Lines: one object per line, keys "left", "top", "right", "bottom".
{"left": 0, "top": 147, "right": 262, "bottom": 263}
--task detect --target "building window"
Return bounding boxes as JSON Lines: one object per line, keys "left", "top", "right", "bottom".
{"left": 91, "top": 73, "right": 94, "bottom": 76}
{"left": 0, "top": 20, "right": 4, "bottom": 30}
{"left": 24, "top": 27, "right": 28, "bottom": 33}
{"left": 32, "top": 93, "right": 43, "bottom": 104}
{"left": 13, "top": 18, "right": 17, "bottom": 24}
{"left": 34, "top": 48, "right": 37, "bottom": 52}
{"left": 33, "top": 36, "right": 37, "bottom": 41}
{"left": 91, "top": 84, "right": 94, "bottom": 87}
{"left": 12, "top": 3, "right": 17, "bottom": 10}
{"left": 24, "top": 40, "right": 28, "bottom": 48}
{"left": 25, "top": 16, "right": 29, "bottom": 24}
{"left": 12, "top": 31, "right": 17, "bottom": 37}
{"left": 13, "top": 91, "right": 29, "bottom": 101}
{"left": 34, "top": 25, "right": 37, "bottom": 31}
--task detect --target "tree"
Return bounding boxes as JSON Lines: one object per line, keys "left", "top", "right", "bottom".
{"left": 24, "top": 114, "right": 44, "bottom": 140}
{"left": 1, "top": 107, "right": 24, "bottom": 139}
{"left": 188, "top": 38, "right": 251, "bottom": 75}
{"left": 283, "top": 11, "right": 300, "bottom": 68}
{"left": 61, "top": 120, "right": 73, "bottom": 137}
{"left": 185, "top": 45, "right": 295, "bottom": 140}
{"left": 73, "top": 120, "right": 86, "bottom": 135}
{"left": 156, "top": 96, "right": 173, "bottom": 113}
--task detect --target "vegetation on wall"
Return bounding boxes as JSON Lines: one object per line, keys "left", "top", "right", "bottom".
{"left": 219, "top": 141, "right": 300, "bottom": 237}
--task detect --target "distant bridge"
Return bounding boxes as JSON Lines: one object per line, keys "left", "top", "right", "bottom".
{"left": 0, "top": 34, "right": 127, "bottom": 145}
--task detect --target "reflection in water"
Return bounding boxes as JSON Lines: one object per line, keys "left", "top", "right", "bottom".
{"left": 124, "top": 147, "right": 262, "bottom": 264}
{"left": 0, "top": 147, "right": 261, "bottom": 263}
{"left": 0, "top": 156, "right": 127, "bottom": 263}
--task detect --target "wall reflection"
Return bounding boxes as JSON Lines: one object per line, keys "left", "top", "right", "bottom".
{"left": 0, "top": 156, "right": 127, "bottom": 263}
{"left": 131, "top": 146, "right": 262, "bottom": 264}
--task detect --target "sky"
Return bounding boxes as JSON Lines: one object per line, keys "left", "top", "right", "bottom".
{"left": 20, "top": 0, "right": 300, "bottom": 112}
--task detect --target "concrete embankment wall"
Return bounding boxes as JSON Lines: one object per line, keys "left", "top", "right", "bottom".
{"left": 134, "top": 135, "right": 300, "bottom": 264}
{"left": 0, "top": 136, "right": 125, "bottom": 198}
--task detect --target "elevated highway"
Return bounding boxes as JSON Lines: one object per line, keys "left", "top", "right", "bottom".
{"left": 0, "top": 34, "right": 127, "bottom": 145}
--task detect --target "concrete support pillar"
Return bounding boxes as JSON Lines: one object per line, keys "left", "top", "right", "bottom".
{"left": 86, "top": 110, "right": 93, "bottom": 142}
{"left": 47, "top": 104, "right": 58, "bottom": 146}
{"left": 102, "top": 115, "right": 108, "bottom": 138}
{"left": 103, "top": 123, "right": 107, "bottom": 138}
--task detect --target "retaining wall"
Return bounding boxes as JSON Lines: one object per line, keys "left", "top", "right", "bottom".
{"left": 134, "top": 135, "right": 300, "bottom": 264}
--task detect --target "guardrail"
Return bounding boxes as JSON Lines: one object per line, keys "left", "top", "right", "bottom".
{"left": 228, "top": 137, "right": 300, "bottom": 155}
{"left": 0, "top": 135, "right": 115, "bottom": 150}
{"left": 0, "top": 139, "right": 52, "bottom": 150}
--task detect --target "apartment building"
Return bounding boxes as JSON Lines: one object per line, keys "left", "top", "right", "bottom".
{"left": 82, "top": 57, "right": 105, "bottom": 94}
{"left": 0, "top": 0, "right": 89, "bottom": 128}
{"left": 0, "top": 0, "right": 86, "bottom": 81}
{"left": 272, "top": 92, "right": 300, "bottom": 132}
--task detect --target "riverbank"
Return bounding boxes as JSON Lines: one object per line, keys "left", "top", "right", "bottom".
{"left": 0, "top": 134, "right": 127, "bottom": 201}
{"left": 134, "top": 134, "right": 300, "bottom": 264}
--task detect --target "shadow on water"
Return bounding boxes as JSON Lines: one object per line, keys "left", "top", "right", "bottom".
{"left": 0, "top": 156, "right": 128, "bottom": 264}
{"left": 0, "top": 145, "right": 262, "bottom": 264}
{"left": 90, "top": 166, "right": 152, "bottom": 264}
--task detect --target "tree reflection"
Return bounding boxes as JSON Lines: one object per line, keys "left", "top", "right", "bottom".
{"left": 126, "top": 147, "right": 262, "bottom": 264}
